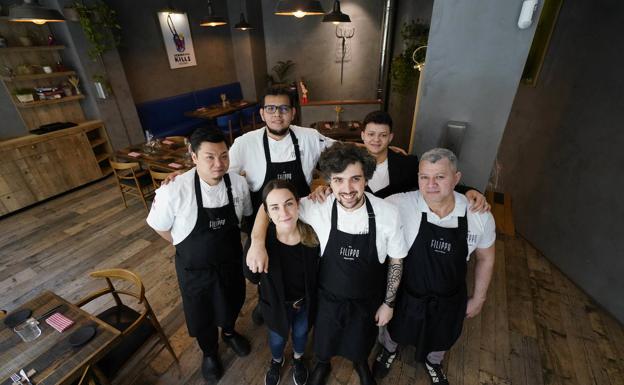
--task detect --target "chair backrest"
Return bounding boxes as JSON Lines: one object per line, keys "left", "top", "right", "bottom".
{"left": 75, "top": 268, "right": 148, "bottom": 337}
{"left": 149, "top": 167, "right": 172, "bottom": 188}
{"left": 216, "top": 111, "right": 241, "bottom": 128}
{"left": 165, "top": 136, "right": 187, "bottom": 143}
{"left": 0, "top": 310, "right": 5, "bottom": 320}
{"left": 110, "top": 160, "right": 141, "bottom": 179}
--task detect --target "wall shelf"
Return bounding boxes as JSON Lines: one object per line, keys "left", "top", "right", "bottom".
{"left": 3, "top": 71, "right": 76, "bottom": 81}
{"left": 0, "top": 45, "right": 66, "bottom": 54}
{"left": 15, "top": 94, "right": 85, "bottom": 109}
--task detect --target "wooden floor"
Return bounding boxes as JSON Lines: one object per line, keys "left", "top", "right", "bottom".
{"left": 1, "top": 176, "right": 623, "bottom": 385}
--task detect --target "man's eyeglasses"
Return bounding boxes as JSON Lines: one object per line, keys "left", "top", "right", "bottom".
{"left": 263, "top": 105, "right": 292, "bottom": 114}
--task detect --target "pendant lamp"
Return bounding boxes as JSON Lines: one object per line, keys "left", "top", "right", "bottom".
{"left": 322, "top": 0, "right": 350, "bottom": 24}
{"left": 234, "top": 0, "right": 253, "bottom": 30}
{"left": 200, "top": 0, "right": 227, "bottom": 27}
{"left": 275, "top": 0, "right": 325, "bottom": 18}
{"left": 9, "top": 0, "right": 65, "bottom": 24}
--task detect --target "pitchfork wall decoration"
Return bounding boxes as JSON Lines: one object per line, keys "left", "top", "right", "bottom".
{"left": 335, "top": 25, "right": 355, "bottom": 84}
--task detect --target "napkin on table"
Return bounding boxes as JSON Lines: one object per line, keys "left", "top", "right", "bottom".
{"left": 45, "top": 312, "right": 74, "bottom": 332}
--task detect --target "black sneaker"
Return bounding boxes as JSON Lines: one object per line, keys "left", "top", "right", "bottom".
{"left": 424, "top": 359, "right": 449, "bottom": 385}
{"left": 221, "top": 331, "right": 251, "bottom": 356}
{"left": 292, "top": 356, "right": 309, "bottom": 385}
{"left": 372, "top": 346, "right": 397, "bottom": 379}
{"left": 201, "top": 355, "right": 223, "bottom": 383}
{"left": 265, "top": 358, "right": 284, "bottom": 385}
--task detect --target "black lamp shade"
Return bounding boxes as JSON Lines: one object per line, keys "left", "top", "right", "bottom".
{"left": 275, "top": 0, "right": 325, "bottom": 17}
{"left": 234, "top": 13, "right": 253, "bottom": 30}
{"left": 200, "top": 0, "right": 227, "bottom": 27}
{"left": 322, "top": 0, "right": 351, "bottom": 23}
{"left": 9, "top": 0, "right": 65, "bottom": 24}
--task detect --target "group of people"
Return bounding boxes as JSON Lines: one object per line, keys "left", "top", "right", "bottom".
{"left": 146, "top": 87, "right": 496, "bottom": 385}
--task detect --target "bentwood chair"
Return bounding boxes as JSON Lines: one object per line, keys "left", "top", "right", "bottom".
{"left": 148, "top": 166, "right": 172, "bottom": 189}
{"left": 0, "top": 309, "right": 5, "bottom": 320}
{"left": 165, "top": 136, "right": 187, "bottom": 143}
{"left": 216, "top": 111, "right": 242, "bottom": 144}
{"left": 109, "top": 160, "right": 155, "bottom": 211}
{"left": 75, "top": 269, "right": 177, "bottom": 380}
{"left": 241, "top": 105, "right": 261, "bottom": 133}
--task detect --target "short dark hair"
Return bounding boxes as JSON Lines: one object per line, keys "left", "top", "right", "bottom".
{"left": 362, "top": 110, "right": 393, "bottom": 132}
{"left": 319, "top": 142, "right": 376, "bottom": 181}
{"left": 189, "top": 125, "right": 227, "bottom": 153}
{"left": 262, "top": 86, "right": 295, "bottom": 107}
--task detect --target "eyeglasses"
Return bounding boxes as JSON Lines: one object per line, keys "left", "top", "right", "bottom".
{"left": 263, "top": 104, "right": 292, "bottom": 114}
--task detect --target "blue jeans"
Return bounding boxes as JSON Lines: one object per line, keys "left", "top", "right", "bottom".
{"left": 268, "top": 305, "right": 309, "bottom": 360}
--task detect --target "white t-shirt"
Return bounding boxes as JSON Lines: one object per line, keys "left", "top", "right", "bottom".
{"left": 228, "top": 125, "right": 336, "bottom": 192}
{"left": 368, "top": 159, "right": 390, "bottom": 193}
{"left": 298, "top": 192, "right": 408, "bottom": 263}
{"left": 146, "top": 169, "right": 252, "bottom": 245}
{"left": 385, "top": 191, "right": 496, "bottom": 260}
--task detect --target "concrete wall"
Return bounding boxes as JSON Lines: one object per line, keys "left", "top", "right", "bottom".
{"left": 261, "top": 0, "right": 383, "bottom": 101}
{"left": 107, "top": 0, "right": 238, "bottom": 104}
{"left": 412, "top": 0, "right": 540, "bottom": 190}
{"left": 497, "top": 0, "right": 624, "bottom": 322}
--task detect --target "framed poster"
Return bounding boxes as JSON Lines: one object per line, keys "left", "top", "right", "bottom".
{"left": 157, "top": 12, "right": 197, "bottom": 69}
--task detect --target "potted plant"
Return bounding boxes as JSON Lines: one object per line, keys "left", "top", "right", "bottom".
{"left": 390, "top": 19, "right": 429, "bottom": 95}
{"left": 13, "top": 88, "right": 35, "bottom": 103}
{"left": 73, "top": 0, "right": 121, "bottom": 59}
{"left": 267, "top": 60, "right": 295, "bottom": 87}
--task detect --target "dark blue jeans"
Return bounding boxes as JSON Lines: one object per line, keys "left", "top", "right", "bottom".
{"left": 268, "top": 305, "right": 309, "bottom": 360}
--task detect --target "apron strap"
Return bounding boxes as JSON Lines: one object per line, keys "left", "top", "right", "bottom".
{"left": 329, "top": 197, "right": 378, "bottom": 261}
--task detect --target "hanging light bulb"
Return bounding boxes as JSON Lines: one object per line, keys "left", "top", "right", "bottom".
{"left": 9, "top": 0, "right": 66, "bottom": 24}
{"left": 200, "top": 0, "right": 227, "bottom": 27}
{"left": 275, "top": 0, "right": 325, "bottom": 18}
{"left": 234, "top": 0, "right": 253, "bottom": 30}
{"left": 322, "top": 0, "right": 351, "bottom": 25}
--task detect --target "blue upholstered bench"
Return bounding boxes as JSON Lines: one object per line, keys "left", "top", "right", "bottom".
{"left": 135, "top": 82, "right": 243, "bottom": 138}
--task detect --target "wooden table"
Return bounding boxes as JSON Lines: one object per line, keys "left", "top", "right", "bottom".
{"left": 313, "top": 120, "right": 363, "bottom": 142}
{"left": 185, "top": 100, "right": 256, "bottom": 120}
{"left": 115, "top": 139, "right": 193, "bottom": 172}
{"left": 0, "top": 291, "right": 121, "bottom": 385}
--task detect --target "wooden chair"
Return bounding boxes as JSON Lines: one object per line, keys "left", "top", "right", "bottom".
{"left": 148, "top": 167, "right": 172, "bottom": 189}
{"left": 75, "top": 269, "right": 177, "bottom": 380}
{"left": 109, "top": 160, "right": 154, "bottom": 211}
{"left": 0, "top": 309, "right": 5, "bottom": 320}
{"left": 241, "top": 105, "right": 261, "bottom": 133}
{"left": 164, "top": 136, "right": 187, "bottom": 143}
{"left": 216, "top": 111, "right": 242, "bottom": 144}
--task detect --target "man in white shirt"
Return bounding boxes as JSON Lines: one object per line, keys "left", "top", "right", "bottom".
{"left": 247, "top": 143, "right": 408, "bottom": 385}
{"left": 146, "top": 127, "right": 253, "bottom": 383}
{"left": 373, "top": 148, "right": 496, "bottom": 385}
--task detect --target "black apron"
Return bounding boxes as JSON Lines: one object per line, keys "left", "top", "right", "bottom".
{"left": 174, "top": 171, "right": 245, "bottom": 337}
{"left": 250, "top": 129, "right": 311, "bottom": 212}
{"left": 314, "top": 198, "right": 387, "bottom": 362}
{"left": 389, "top": 211, "right": 469, "bottom": 361}
{"left": 365, "top": 182, "right": 392, "bottom": 199}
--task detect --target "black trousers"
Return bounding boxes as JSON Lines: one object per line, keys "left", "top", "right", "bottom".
{"left": 195, "top": 321, "right": 235, "bottom": 357}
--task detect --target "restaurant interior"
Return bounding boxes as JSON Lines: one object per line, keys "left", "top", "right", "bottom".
{"left": 1, "top": 0, "right": 623, "bottom": 384}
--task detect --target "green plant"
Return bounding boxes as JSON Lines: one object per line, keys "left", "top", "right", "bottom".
{"left": 267, "top": 60, "right": 296, "bottom": 85}
{"left": 390, "top": 19, "right": 429, "bottom": 95}
{"left": 73, "top": 0, "right": 121, "bottom": 59}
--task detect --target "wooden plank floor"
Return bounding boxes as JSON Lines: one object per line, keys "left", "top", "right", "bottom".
{"left": 1, "top": 177, "right": 623, "bottom": 385}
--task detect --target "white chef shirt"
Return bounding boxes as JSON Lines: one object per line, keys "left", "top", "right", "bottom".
{"left": 385, "top": 191, "right": 496, "bottom": 260}
{"left": 368, "top": 159, "right": 390, "bottom": 193}
{"left": 298, "top": 192, "right": 408, "bottom": 263}
{"left": 228, "top": 125, "right": 336, "bottom": 192}
{"left": 146, "top": 168, "right": 252, "bottom": 245}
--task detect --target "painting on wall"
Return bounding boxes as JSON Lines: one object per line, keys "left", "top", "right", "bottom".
{"left": 157, "top": 12, "right": 197, "bottom": 69}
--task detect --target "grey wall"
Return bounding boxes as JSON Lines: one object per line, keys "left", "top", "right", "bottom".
{"left": 412, "top": 0, "right": 540, "bottom": 190}
{"left": 107, "top": 0, "right": 238, "bottom": 104}
{"left": 261, "top": 0, "right": 383, "bottom": 101}
{"left": 497, "top": 0, "right": 624, "bottom": 322}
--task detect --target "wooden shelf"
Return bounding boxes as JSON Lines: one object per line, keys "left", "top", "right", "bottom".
{"left": 95, "top": 153, "right": 110, "bottom": 162}
{"left": 3, "top": 71, "right": 76, "bottom": 81}
{"left": 90, "top": 138, "right": 107, "bottom": 147}
{"left": 100, "top": 166, "right": 113, "bottom": 176}
{"left": 0, "top": 45, "right": 65, "bottom": 54}
{"left": 15, "top": 94, "right": 85, "bottom": 109}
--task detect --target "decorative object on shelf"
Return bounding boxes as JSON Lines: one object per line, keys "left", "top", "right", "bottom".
{"left": 390, "top": 19, "right": 429, "bottom": 95}
{"left": 18, "top": 35, "right": 34, "bottom": 47}
{"left": 275, "top": 0, "right": 325, "bottom": 18}
{"left": 200, "top": 0, "right": 227, "bottom": 27}
{"left": 73, "top": 0, "right": 121, "bottom": 59}
{"left": 8, "top": 0, "right": 66, "bottom": 24}
{"left": 92, "top": 74, "right": 111, "bottom": 99}
{"left": 55, "top": 60, "right": 68, "bottom": 72}
{"left": 220, "top": 93, "right": 228, "bottom": 107}
{"left": 300, "top": 80, "right": 309, "bottom": 104}
{"left": 333, "top": 105, "right": 344, "bottom": 128}
{"left": 322, "top": 0, "right": 350, "bottom": 25}
{"left": 68, "top": 75, "right": 81, "bottom": 95}
{"left": 267, "top": 60, "right": 295, "bottom": 87}
{"left": 47, "top": 34, "right": 56, "bottom": 45}
{"left": 16, "top": 64, "right": 35, "bottom": 75}
{"left": 1, "top": 66, "right": 15, "bottom": 77}
{"left": 62, "top": 82, "right": 73, "bottom": 96}
{"left": 13, "top": 88, "right": 35, "bottom": 103}
{"left": 158, "top": 11, "right": 197, "bottom": 69}
{"left": 335, "top": 25, "right": 355, "bottom": 84}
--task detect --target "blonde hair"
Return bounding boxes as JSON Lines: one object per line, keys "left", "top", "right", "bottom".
{"left": 262, "top": 179, "right": 319, "bottom": 248}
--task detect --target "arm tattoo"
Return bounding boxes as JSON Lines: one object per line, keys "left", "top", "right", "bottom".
{"left": 384, "top": 258, "right": 403, "bottom": 305}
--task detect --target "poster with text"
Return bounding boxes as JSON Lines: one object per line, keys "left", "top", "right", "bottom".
{"left": 158, "top": 12, "right": 197, "bottom": 69}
